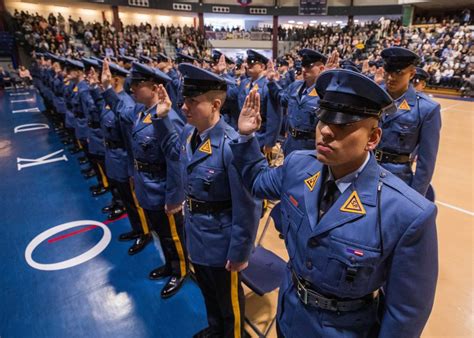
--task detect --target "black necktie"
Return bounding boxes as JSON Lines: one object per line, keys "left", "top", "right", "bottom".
{"left": 319, "top": 180, "right": 340, "bottom": 219}
{"left": 190, "top": 130, "right": 201, "bottom": 153}
{"left": 299, "top": 85, "right": 307, "bottom": 99}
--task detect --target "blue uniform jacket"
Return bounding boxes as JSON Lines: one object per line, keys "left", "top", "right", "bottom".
{"left": 103, "top": 88, "right": 144, "bottom": 178}
{"left": 71, "top": 80, "right": 89, "bottom": 140}
{"left": 228, "top": 75, "right": 282, "bottom": 148}
{"left": 130, "top": 105, "right": 184, "bottom": 210}
{"left": 86, "top": 85, "right": 105, "bottom": 156}
{"left": 268, "top": 79, "right": 320, "bottom": 155}
{"left": 101, "top": 89, "right": 134, "bottom": 181}
{"left": 378, "top": 85, "right": 441, "bottom": 196}
{"left": 230, "top": 137, "right": 438, "bottom": 338}
{"left": 166, "top": 68, "right": 186, "bottom": 122}
{"left": 63, "top": 80, "right": 76, "bottom": 129}
{"left": 152, "top": 116, "right": 261, "bottom": 267}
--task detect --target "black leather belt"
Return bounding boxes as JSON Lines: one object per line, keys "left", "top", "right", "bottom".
{"left": 88, "top": 120, "right": 101, "bottom": 129}
{"left": 289, "top": 126, "right": 316, "bottom": 140}
{"left": 375, "top": 149, "right": 411, "bottom": 164}
{"left": 105, "top": 139, "right": 124, "bottom": 149}
{"left": 186, "top": 197, "right": 232, "bottom": 214}
{"left": 134, "top": 159, "right": 166, "bottom": 175}
{"left": 291, "top": 270, "right": 378, "bottom": 312}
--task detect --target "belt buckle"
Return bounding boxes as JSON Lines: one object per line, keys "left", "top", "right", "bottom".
{"left": 296, "top": 281, "right": 308, "bottom": 305}
{"left": 187, "top": 199, "right": 193, "bottom": 212}
{"left": 290, "top": 128, "right": 297, "bottom": 137}
{"left": 374, "top": 150, "right": 382, "bottom": 162}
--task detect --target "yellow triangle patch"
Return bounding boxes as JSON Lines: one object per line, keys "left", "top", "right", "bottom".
{"left": 64, "top": 80, "right": 70, "bottom": 85}
{"left": 143, "top": 114, "right": 152, "bottom": 124}
{"left": 304, "top": 172, "right": 320, "bottom": 192}
{"left": 73, "top": 86, "right": 78, "bottom": 93}
{"left": 398, "top": 99, "right": 410, "bottom": 111}
{"left": 252, "top": 83, "right": 259, "bottom": 91}
{"left": 308, "top": 88, "right": 317, "bottom": 97}
{"left": 198, "top": 138, "right": 212, "bottom": 154}
{"left": 340, "top": 191, "right": 366, "bottom": 215}
{"left": 245, "top": 82, "right": 250, "bottom": 89}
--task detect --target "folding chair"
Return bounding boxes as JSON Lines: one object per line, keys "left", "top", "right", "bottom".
{"left": 241, "top": 202, "right": 287, "bottom": 338}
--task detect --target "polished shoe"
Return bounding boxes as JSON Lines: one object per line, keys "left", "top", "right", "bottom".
{"left": 102, "top": 203, "right": 115, "bottom": 213}
{"left": 149, "top": 265, "right": 172, "bottom": 280}
{"left": 107, "top": 206, "right": 126, "bottom": 220}
{"left": 81, "top": 167, "right": 93, "bottom": 174}
{"left": 128, "top": 234, "right": 152, "bottom": 255}
{"left": 118, "top": 230, "right": 141, "bottom": 241}
{"left": 91, "top": 185, "right": 108, "bottom": 196}
{"left": 69, "top": 147, "right": 81, "bottom": 154}
{"left": 161, "top": 275, "right": 187, "bottom": 299}
{"left": 83, "top": 170, "right": 97, "bottom": 179}
{"left": 62, "top": 139, "right": 72, "bottom": 145}
{"left": 78, "top": 157, "right": 89, "bottom": 165}
{"left": 89, "top": 184, "right": 102, "bottom": 192}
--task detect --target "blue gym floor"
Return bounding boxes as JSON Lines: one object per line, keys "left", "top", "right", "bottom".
{"left": 0, "top": 89, "right": 207, "bottom": 338}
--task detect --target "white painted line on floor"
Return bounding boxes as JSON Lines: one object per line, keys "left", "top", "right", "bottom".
{"left": 11, "top": 98, "right": 35, "bottom": 103}
{"left": 12, "top": 107, "right": 40, "bottom": 114}
{"left": 9, "top": 92, "right": 30, "bottom": 96}
{"left": 441, "top": 102, "right": 463, "bottom": 112}
{"left": 436, "top": 201, "right": 474, "bottom": 217}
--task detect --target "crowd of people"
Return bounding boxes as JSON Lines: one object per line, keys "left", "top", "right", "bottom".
{"left": 7, "top": 9, "right": 474, "bottom": 93}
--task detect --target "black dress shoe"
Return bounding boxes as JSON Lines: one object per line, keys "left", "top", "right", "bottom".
{"left": 161, "top": 275, "right": 187, "bottom": 299}
{"left": 69, "top": 147, "right": 81, "bottom": 154}
{"left": 118, "top": 231, "right": 141, "bottom": 241}
{"left": 62, "top": 138, "right": 73, "bottom": 145}
{"left": 128, "top": 234, "right": 152, "bottom": 255}
{"left": 149, "top": 265, "right": 172, "bottom": 280}
{"left": 91, "top": 186, "right": 108, "bottom": 196}
{"left": 81, "top": 167, "right": 93, "bottom": 174}
{"left": 89, "top": 184, "right": 101, "bottom": 191}
{"left": 108, "top": 206, "right": 126, "bottom": 220}
{"left": 102, "top": 203, "right": 114, "bottom": 213}
{"left": 83, "top": 170, "right": 97, "bottom": 179}
{"left": 78, "top": 157, "right": 89, "bottom": 165}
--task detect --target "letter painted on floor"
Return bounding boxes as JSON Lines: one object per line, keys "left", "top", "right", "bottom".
{"left": 14, "top": 123, "right": 50, "bottom": 134}
{"left": 17, "top": 149, "right": 68, "bottom": 171}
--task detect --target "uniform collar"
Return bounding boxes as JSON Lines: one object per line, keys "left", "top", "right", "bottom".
{"left": 394, "top": 84, "right": 417, "bottom": 106}
{"left": 327, "top": 153, "right": 370, "bottom": 194}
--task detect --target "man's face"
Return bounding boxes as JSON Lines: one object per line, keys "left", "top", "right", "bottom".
{"left": 315, "top": 118, "right": 380, "bottom": 167}
{"left": 384, "top": 65, "right": 416, "bottom": 93}
{"left": 246, "top": 60, "right": 265, "bottom": 78}
{"left": 302, "top": 62, "right": 324, "bottom": 84}
{"left": 131, "top": 81, "right": 155, "bottom": 104}
{"left": 181, "top": 93, "right": 214, "bottom": 128}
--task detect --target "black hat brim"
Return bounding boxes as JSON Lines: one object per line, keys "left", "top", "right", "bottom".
{"left": 316, "top": 108, "right": 372, "bottom": 125}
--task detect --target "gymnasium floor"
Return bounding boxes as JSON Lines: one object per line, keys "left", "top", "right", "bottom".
{"left": 0, "top": 88, "right": 472, "bottom": 337}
